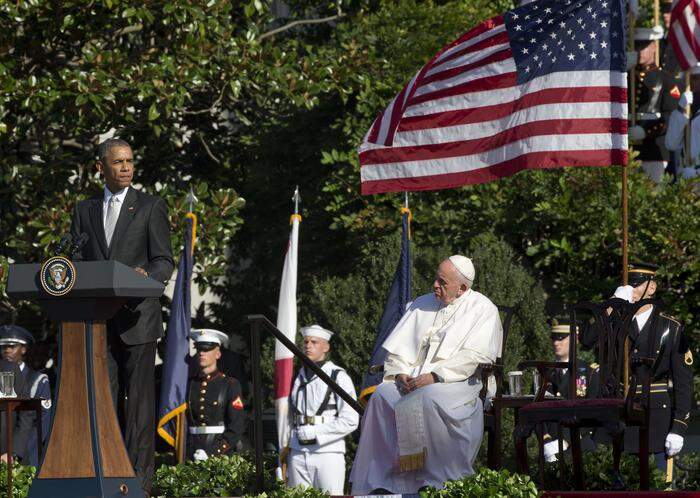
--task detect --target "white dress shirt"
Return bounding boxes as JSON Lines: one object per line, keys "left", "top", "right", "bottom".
{"left": 102, "top": 186, "right": 129, "bottom": 228}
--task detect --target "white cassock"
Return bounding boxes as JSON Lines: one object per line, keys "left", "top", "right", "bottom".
{"left": 665, "top": 109, "right": 700, "bottom": 178}
{"left": 350, "top": 289, "right": 503, "bottom": 494}
{"left": 287, "top": 360, "right": 359, "bottom": 494}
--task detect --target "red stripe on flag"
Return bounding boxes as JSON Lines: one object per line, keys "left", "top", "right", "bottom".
{"left": 670, "top": 30, "right": 691, "bottom": 69}
{"left": 420, "top": 48, "right": 513, "bottom": 87}
{"left": 433, "top": 31, "right": 510, "bottom": 69}
{"left": 448, "top": 15, "right": 504, "bottom": 48}
{"left": 361, "top": 118, "right": 627, "bottom": 165}
{"left": 360, "top": 149, "right": 628, "bottom": 195}
{"left": 409, "top": 72, "right": 518, "bottom": 107}
{"left": 398, "top": 86, "right": 628, "bottom": 132}
{"left": 274, "top": 357, "right": 294, "bottom": 399}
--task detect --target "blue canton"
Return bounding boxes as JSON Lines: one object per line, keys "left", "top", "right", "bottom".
{"left": 504, "top": 0, "right": 627, "bottom": 84}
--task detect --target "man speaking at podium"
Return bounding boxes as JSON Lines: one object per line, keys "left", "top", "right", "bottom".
{"left": 70, "top": 138, "right": 174, "bottom": 495}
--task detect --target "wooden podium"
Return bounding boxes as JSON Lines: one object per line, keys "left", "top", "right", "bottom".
{"left": 6, "top": 260, "right": 165, "bottom": 498}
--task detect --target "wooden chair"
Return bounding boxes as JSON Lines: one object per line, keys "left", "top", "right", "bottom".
{"left": 478, "top": 304, "right": 514, "bottom": 469}
{"left": 514, "top": 298, "right": 658, "bottom": 490}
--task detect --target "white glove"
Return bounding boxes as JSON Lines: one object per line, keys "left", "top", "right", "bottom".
{"left": 193, "top": 449, "right": 208, "bottom": 461}
{"left": 296, "top": 425, "right": 317, "bottom": 442}
{"left": 679, "top": 91, "right": 694, "bottom": 109}
{"left": 613, "top": 285, "right": 634, "bottom": 303}
{"left": 665, "top": 433, "right": 684, "bottom": 457}
{"left": 544, "top": 440, "right": 560, "bottom": 462}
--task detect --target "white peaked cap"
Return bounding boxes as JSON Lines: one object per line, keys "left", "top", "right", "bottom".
{"left": 301, "top": 324, "right": 334, "bottom": 341}
{"left": 449, "top": 255, "right": 475, "bottom": 282}
{"left": 190, "top": 329, "right": 229, "bottom": 348}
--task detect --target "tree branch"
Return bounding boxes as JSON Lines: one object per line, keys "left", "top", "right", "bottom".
{"left": 258, "top": 7, "right": 344, "bottom": 42}
{"left": 183, "top": 84, "right": 228, "bottom": 115}
{"left": 197, "top": 133, "right": 221, "bottom": 164}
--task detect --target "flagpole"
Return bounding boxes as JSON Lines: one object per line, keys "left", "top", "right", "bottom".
{"left": 622, "top": 1, "right": 636, "bottom": 395}
{"left": 685, "top": 71, "right": 692, "bottom": 166}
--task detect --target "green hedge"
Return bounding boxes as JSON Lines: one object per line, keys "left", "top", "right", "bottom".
{"left": 420, "top": 468, "right": 538, "bottom": 498}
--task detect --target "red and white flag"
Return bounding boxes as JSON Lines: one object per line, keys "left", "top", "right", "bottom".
{"left": 669, "top": 0, "right": 700, "bottom": 70}
{"left": 359, "top": 0, "right": 628, "bottom": 195}
{"left": 275, "top": 212, "right": 301, "bottom": 471}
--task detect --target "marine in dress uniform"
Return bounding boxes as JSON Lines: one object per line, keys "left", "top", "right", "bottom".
{"left": 664, "top": 66, "right": 700, "bottom": 179}
{"left": 542, "top": 321, "right": 597, "bottom": 462}
{"left": 609, "top": 264, "right": 693, "bottom": 472}
{"left": 287, "top": 325, "right": 358, "bottom": 495}
{"left": 0, "top": 325, "right": 51, "bottom": 466}
{"left": 186, "top": 329, "right": 245, "bottom": 461}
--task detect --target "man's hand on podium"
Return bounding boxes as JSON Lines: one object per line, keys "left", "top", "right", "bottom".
{"left": 134, "top": 267, "right": 149, "bottom": 277}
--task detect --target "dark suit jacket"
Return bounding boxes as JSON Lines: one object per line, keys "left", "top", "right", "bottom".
{"left": 70, "top": 188, "right": 174, "bottom": 345}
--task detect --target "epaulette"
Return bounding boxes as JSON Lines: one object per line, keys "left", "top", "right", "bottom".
{"left": 660, "top": 313, "right": 681, "bottom": 327}
{"left": 590, "top": 363, "right": 599, "bottom": 370}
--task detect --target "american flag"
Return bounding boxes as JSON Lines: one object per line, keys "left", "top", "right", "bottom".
{"left": 669, "top": 0, "right": 700, "bottom": 70}
{"left": 359, "top": 0, "right": 628, "bottom": 195}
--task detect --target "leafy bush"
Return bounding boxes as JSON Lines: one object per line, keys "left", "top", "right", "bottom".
{"left": 541, "top": 447, "right": 666, "bottom": 491}
{"left": 153, "top": 454, "right": 256, "bottom": 497}
{"left": 0, "top": 463, "right": 35, "bottom": 498}
{"left": 420, "top": 468, "right": 538, "bottom": 498}
{"left": 248, "top": 485, "right": 330, "bottom": 498}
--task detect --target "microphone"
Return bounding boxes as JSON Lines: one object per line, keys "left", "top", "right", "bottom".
{"left": 53, "top": 234, "right": 73, "bottom": 256}
{"left": 70, "top": 233, "right": 89, "bottom": 258}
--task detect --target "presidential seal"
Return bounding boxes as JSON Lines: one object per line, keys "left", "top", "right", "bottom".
{"left": 39, "top": 256, "right": 76, "bottom": 297}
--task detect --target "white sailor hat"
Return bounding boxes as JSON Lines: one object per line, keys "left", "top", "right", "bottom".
{"left": 190, "top": 329, "right": 229, "bottom": 348}
{"left": 0, "top": 325, "right": 35, "bottom": 346}
{"left": 301, "top": 325, "right": 334, "bottom": 342}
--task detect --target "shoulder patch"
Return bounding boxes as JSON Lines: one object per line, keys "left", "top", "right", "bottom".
{"left": 231, "top": 396, "right": 244, "bottom": 410}
{"left": 685, "top": 350, "right": 693, "bottom": 366}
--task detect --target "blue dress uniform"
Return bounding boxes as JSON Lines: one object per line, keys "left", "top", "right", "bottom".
{"left": 186, "top": 329, "right": 245, "bottom": 461}
{"left": 543, "top": 322, "right": 598, "bottom": 459}
{"left": 582, "top": 264, "right": 693, "bottom": 468}
{"left": 624, "top": 309, "right": 693, "bottom": 455}
{"left": 0, "top": 325, "right": 52, "bottom": 466}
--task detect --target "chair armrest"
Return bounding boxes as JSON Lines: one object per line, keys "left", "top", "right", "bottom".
{"left": 517, "top": 360, "right": 569, "bottom": 370}
{"left": 478, "top": 363, "right": 503, "bottom": 374}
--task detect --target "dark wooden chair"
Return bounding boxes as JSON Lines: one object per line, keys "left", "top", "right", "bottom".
{"left": 479, "top": 304, "right": 515, "bottom": 469}
{"left": 514, "top": 298, "right": 658, "bottom": 490}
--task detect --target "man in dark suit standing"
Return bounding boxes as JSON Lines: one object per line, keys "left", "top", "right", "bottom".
{"left": 70, "top": 138, "right": 174, "bottom": 495}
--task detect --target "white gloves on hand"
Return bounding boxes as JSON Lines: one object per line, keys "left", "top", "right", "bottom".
{"left": 544, "top": 440, "right": 560, "bottom": 462}
{"left": 665, "top": 433, "right": 684, "bottom": 457}
{"left": 193, "top": 449, "right": 209, "bottom": 461}
{"left": 679, "top": 91, "right": 694, "bottom": 109}
{"left": 613, "top": 285, "right": 634, "bottom": 303}
{"left": 296, "top": 425, "right": 317, "bottom": 442}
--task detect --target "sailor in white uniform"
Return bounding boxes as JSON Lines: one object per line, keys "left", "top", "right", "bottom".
{"left": 665, "top": 67, "right": 700, "bottom": 179}
{"left": 287, "top": 325, "right": 359, "bottom": 495}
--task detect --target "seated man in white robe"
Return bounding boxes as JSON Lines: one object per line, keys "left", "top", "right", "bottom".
{"left": 350, "top": 255, "right": 503, "bottom": 495}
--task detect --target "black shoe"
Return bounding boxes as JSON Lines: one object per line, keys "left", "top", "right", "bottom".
{"left": 370, "top": 488, "right": 392, "bottom": 495}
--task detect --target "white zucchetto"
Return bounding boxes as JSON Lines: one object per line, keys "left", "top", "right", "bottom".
{"left": 448, "top": 255, "right": 475, "bottom": 283}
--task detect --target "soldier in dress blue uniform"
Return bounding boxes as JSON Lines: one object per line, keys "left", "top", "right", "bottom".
{"left": 542, "top": 320, "right": 597, "bottom": 462}
{"left": 0, "top": 325, "right": 52, "bottom": 466}
{"left": 186, "top": 329, "right": 245, "bottom": 461}
{"left": 611, "top": 263, "right": 693, "bottom": 473}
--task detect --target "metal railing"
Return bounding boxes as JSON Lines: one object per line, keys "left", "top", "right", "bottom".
{"left": 247, "top": 314, "right": 364, "bottom": 492}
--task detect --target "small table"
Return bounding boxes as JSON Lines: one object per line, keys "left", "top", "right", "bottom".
{"left": 0, "top": 398, "right": 43, "bottom": 498}
{"left": 488, "top": 394, "right": 562, "bottom": 469}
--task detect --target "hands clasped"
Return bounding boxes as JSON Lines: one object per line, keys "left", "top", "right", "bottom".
{"left": 395, "top": 373, "right": 435, "bottom": 395}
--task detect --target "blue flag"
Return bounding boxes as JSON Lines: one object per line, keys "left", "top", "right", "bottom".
{"left": 157, "top": 213, "right": 196, "bottom": 454}
{"left": 360, "top": 209, "right": 412, "bottom": 403}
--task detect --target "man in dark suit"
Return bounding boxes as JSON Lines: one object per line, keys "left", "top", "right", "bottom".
{"left": 70, "top": 138, "right": 174, "bottom": 494}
